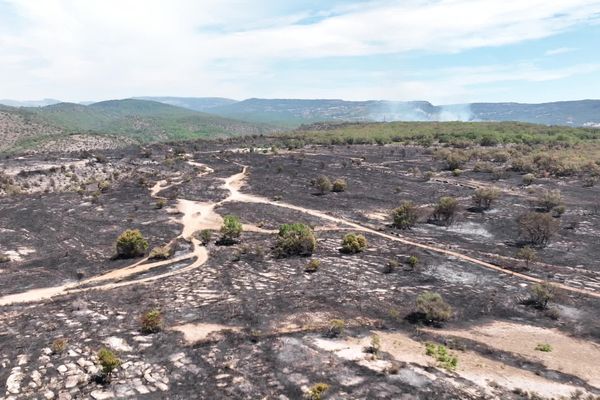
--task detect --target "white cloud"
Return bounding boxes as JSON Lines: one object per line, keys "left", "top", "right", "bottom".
{"left": 545, "top": 47, "right": 578, "bottom": 56}
{"left": 0, "top": 0, "right": 599, "bottom": 100}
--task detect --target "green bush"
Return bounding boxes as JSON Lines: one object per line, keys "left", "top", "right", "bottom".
{"left": 516, "top": 246, "right": 537, "bottom": 267}
{"left": 340, "top": 233, "right": 367, "bottom": 254}
{"left": 220, "top": 215, "right": 242, "bottom": 245}
{"left": 416, "top": 291, "right": 453, "bottom": 324}
{"left": 392, "top": 201, "right": 419, "bottom": 229}
{"left": 155, "top": 199, "right": 166, "bottom": 209}
{"left": 332, "top": 178, "right": 347, "bottom": 192}
{"left": 97, "top": 348, "right": 121, "bottom": 376}
{"left": 0, "top": 254, "right": 10, "bottom": 264}
{"left": 148, "top": 245, "right": 172, "bottom": 260}
{"left": 115, "top": 229, "right": 148, "bottom": 258}
{"left": 315, "top": 175, "right": 332, "bottom": 194}
{"left": 140, "top": 309, "right": 163, "bottom": 334}
{"left": 276, "top": 223, "right": 316, "bottom": 257}
{"left": 522, "top": 173, "right": 535, "bottom": 186}
{"left": 199, "top": 229, "right": 212, "bottom": 245}
{"left": 51, "top": 338, "right": 68, "bottom": 354}
{"left": 407, "top": 255, "right": 419, "bottom": 270}
{"left": 432, "top": 196, "right": 459, "bottom": 225}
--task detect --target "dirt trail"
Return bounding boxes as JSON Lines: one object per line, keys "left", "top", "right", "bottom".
{"left": 0, "top": 161, "right": 216, "bottom": 306}
{"left": 221, "top": 166, "right": 600, "bottom": 299}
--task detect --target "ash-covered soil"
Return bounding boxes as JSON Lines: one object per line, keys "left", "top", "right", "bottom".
{"left": 1, "top": 140, "right": 599, "bottom": 400}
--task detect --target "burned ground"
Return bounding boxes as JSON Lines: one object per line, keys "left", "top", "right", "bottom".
{"left": 1, "top": 140, "right": 599, "bottom": 399}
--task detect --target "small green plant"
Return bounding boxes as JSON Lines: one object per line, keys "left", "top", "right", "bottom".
{"left": 415, "top": 291, "right": 453, "bottom": 324}
{"left": 391, "top": 201, "right": 419, "bottom": 229}
{"left": 383, "top": 258, "right": 399, "bottom": 273}
{"left": 220, "top": 215, "right": 243, "bottom": 245}
{"left": 315, "top": 175, "right": 332, "bottom": 194}
{"left": 516, "top": 246, "right": 537, "bottom": 268}
{"left": 332, "top": 178, "right": 347, "bottom": 192}
{"left": 97, "top": 348, "right": 121, "bottom": 377}
{"left": 407, "top": 255, "right": 419, "bottom": 270}
{"left": 340, "top": 233, "right": 367, "bottom": 254}
{"left": 535, "top": 343, "right": 552, "bottom": 352}
{"left": 140, "top": 309, "right": 163, "bottom": 334}
{"left": 276, "top": 223, "right": 316, "bottom": 257}
{"left": 0, "top": 254, "right": 10, "bottom": 264}
{"left": 528, "top": 282, "right": 554, "bottom": 309}
{"left": 452, "top": 168, "right": 462, "bottom": 177}
{"left": 155, "top": 199, "right": 166, "bottom": 209}
{"left": 365, "top": 334, "right": 381, "bottom": 356}
{"left": 536, "top": 189, "right": 562, "bottom": 212}
{"left": 199, "top": 229, "right": 212, "bottom": 245}
{"left": 306, "top": 383, "right": 330, "bottom": 400}
{"left": 425, "top": 343, "right": 458, "bottom": 370}
{"left": 326, "top": 319, "right": 345, "bottom": 338}
{"left": 305, "top": 259, "right": 320, "bottom": 272}
{"left": 115, "top": 229, "right": 148, "bottom": 258}
{"left": 51, "top": 338, "right": 68, "bottom": 354}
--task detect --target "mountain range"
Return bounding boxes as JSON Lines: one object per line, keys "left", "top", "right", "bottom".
{"left": 4, "top": 97, "right": 597, "bottom": 128}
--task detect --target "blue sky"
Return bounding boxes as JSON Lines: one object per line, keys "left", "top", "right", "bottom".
{"left": 1, "top": 0, "right": 599, "bottom": 103}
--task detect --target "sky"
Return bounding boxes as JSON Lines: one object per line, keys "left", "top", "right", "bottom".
{"left": 1, "top": 0, "right": 600, "bottom": 104}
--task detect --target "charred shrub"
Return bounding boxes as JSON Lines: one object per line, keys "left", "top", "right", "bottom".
{"left": 517, "top": 212, "right": 559, "bottom": 247}
{"left": 315, "top": 175, "right": 332, "bottom": 194}
{"left": 275, "top": 223, "right": 316, "bottom": 257}
{"left": 115, "top": 229, "right": 148, "bottom": 259}
{"left": 472, "top": 187, "right": 501, "bottom": 211}
{"left": 526, "top": 282, "right": 555, "bottom": 310}
{"left": 431, "top": 196, "right": 459, "bottom": 226}
{"left": 325, "top": 319, "right": 345, "bottom": 338}
{"left": 536, "top": 189, "right": 562, "bottom": 213}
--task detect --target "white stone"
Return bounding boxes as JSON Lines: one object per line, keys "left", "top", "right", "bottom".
{"left": 64, "top": 375, "right": 79, "bottom": 389}
{"left": 6, "top": 369, "right": 23, "bottom": 394}
{"left": 44, "top": 390, "right": 55, "bottom": 399}
{"left": 103, "top": 337, "right": 132, "bottom": 352}
{"left": 90, "top": 390, "right": 114, "bottom": 400}
{"left": 155, "top": 382, "right": 168, "bottom": 391}
{"left": 57, "top": 365, "right": 68, "bottom": 374}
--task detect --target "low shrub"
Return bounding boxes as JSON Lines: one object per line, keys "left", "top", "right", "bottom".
{"left": 305, "top": 259, "right": 320, "bottom": 272}
{"left": 522, "top": 173, "right": 535, "bottom": 186}
{"left": 199, "top": 229, "right": 212, "bottom": 245}
{"left": 517, "top": 212, "right": 559, "bottom": 247}
{"left": 472, "top": 187, "right": 501, "bottom": 210}
{"left": 97, "top": 348, "right": 121, "bottom": 377}
{"left": 315, "top": 175, "right": 332, "bottom": 194}
{"left": 516, "top": 246, "right": 537, "bottom": 268}
{"left": 276, "top": 223, "right": 316, "bottom": 257}
{"left": 415, "top": 291, "right": 453, "bottom": 324}
{"left": 431, "top": 196, "right": 459, "bottom": 225}
{"left": 332, "top": 179, "right": 347, "bottom": 192}
{"left": 535, "top": 343, "right": 552, "bottom": 352}
{"left": 384, "top": 258, "right": 399, "bottom": 274}
{"left": 306, "top": 383, "right": 330, "bottom": 400}
{"left": 219, "top": 215, "right": 242, "bottom": 245}
{"left": 340, "top": 233, "right": 368, "bottom": 254}
{"left": 0, "top": 254, "right": 10, "bottom": 264}
{"left": 51, "top": 338, "right": 68, "bottom": 354}
{"left": 392, "top": 201, "right": 419, "bottom": 229}
{"left": 140, "top": 309, "right": 163, "bottom": 334}
{"left": 148, "top": 245, "right": 172, "bottom": 260}
{"left": 326, "top": 319, "right": 345, "bottom": 338}
{"left": 536, "top": 190, "right": 562, "bottom": 212}
{"left": 528, "top": 282, "right": 554, "bottom": 309}
{"left": 115, "top": 229, "right": 148, "bottom": 258}
{"left": 407, "top": 255, "right": 419, "bottom": 270}
{"left": 155, "top": 199, "right": 166, "bottom": 209}
{"left": 425, "top": 343, "right": 458, "bottom": 370}
{"left": 365, "top": 334, "right": 381, "bottom": 356}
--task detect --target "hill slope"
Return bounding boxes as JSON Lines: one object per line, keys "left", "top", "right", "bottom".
{"left": 0, "top": 99, "right": 275, "bottom": 153}
{"left": 134, "top": 96, "right": 237, "bottom": 112}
